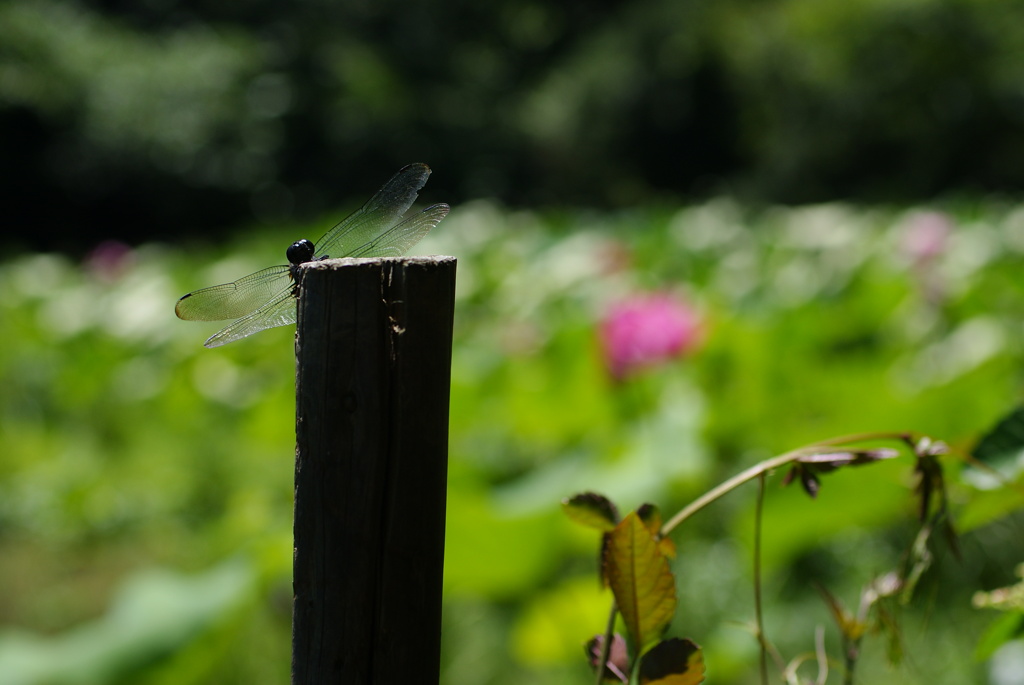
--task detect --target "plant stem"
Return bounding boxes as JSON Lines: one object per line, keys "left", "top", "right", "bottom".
{"left": 754, "top": 472, "right": 769, "bottom": 685}
{"left": 659, "top": 432, "right": 911, "bottom": 537}
{"left": 646, "top": 431, "right": 915, "bottom": 683}
{"left": 594, "top": 603, "right": 619, "bottom": 685}
{"left": 660, "top": 452, "right": 794, "bottom": 536}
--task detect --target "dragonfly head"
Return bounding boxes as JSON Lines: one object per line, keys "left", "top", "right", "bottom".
{"left": 287, "top": 239, "right": 315, "bottom": 265}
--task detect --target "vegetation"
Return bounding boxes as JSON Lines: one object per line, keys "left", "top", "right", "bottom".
{"left": 0, "top": 198, "right": 1022, "bottom": 683}
{"left": 6, "top": 0, "right": 1024, "bottom": 247}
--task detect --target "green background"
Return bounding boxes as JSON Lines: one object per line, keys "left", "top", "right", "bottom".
{"left": 1, "top": 198, "right": 1022, "bottom": 683}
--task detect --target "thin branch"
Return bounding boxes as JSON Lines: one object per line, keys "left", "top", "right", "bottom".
{"left": 660, "top": 432, "right": 913, "bottom": 537}
{"left": 648, "top": 431, "right": 921, "bottom": 684}
{"left": 660, "top": 451, "right": 798, "bottom": 536}
{"left": 808, "top": 431, "right": 912, "bottom": 447}
{"left": 755, "top": 472, "right": 769, "bottom": 685}
{"left": 595, "top": 603, "right": 619, "bottom": 685}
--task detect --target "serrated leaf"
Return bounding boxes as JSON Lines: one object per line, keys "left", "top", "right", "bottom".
{"left": 637, "top": 503, "right": 676, "bottom": 558}
{"left": 638, "top": 638, "right": 705, "bottom": 684}
{"left": 563, "top": 492, "right": 620, "bottom": 531}
{"left": 637, "top": 503, "right": 662, "bottom": 533}
{"left": 605, "top": 512, "right": 677, "bottom": 650}
{"left": 658, "top": 536, "right": 677, "bottom": 560}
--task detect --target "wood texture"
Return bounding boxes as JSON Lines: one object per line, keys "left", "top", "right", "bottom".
{"left": 292, "top": 256, "right": 456, "bottom": 684}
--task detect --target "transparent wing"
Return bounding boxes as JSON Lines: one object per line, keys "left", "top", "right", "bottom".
{"left": 203, "top": 290, "right": 297, "bottom": 348}
{"left": 175, "top": 265, "right": 292, "bottom": 321}
{"left": 346, "top": 204, "right": 450, "bottom": 258}
{"left": 314, "top": 163, "right": 433, "bottom": 259}
{"left": 177, "top": 163, "right": 446, "bottom": 347}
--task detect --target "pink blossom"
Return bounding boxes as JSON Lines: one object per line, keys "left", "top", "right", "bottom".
{"left": 900, "top": 211, "right": 954, "bottom": 305}
{"left": 901, "top": 211, "right": 952, "bottom": 264}
{"left": 600, "top": 292, "right": 702, "bottom": 381}
{"left": 84, "top": 240, "right": 134, "bottom": 282}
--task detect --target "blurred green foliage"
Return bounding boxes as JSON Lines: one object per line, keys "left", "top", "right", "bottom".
{"left": 5, "top": 0, "right": 1024, "bottom": 246}
{"left": 0, "top": 198, "right": 1022, "bottom": 683}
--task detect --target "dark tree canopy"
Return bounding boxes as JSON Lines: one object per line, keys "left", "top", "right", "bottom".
{"left": 3, "top": 0, "right": 1024, "bottom": 250}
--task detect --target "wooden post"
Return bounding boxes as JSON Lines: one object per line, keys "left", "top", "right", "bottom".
{"left": 292, "top": 255, "right": 456, "bottom": 685}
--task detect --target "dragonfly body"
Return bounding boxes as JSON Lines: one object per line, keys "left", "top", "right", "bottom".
{"left": 175, "top": 163, "right": 449, "bottom": 348}
{"left": 284, "top": 239, "right": 315, "bottom": 297}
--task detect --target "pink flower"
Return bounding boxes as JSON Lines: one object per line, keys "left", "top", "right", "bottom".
{"left": 84, "top": 240, "right": 134, "bottom": 282}
{"left": 600, "top": 292, "right": 702, "bottom": 381}
{"left": 900, "top": 211, "right": 954, "bottom": 305}
{"left": 901, "top": 211, "right": 952, "bottom": 264}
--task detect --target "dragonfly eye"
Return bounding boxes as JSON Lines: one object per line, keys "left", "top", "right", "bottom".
{"left": 287, "top": 239, "right": 315, "bottom": 265}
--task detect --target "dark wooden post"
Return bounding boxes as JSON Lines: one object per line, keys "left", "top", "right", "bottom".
{"left": 292, "top": 255, "right": 456, "bottom": 685}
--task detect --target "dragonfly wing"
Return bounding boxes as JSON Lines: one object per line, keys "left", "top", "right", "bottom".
{"left": 175, "top": 265, "right": 292, "bottom": 321}
{"left": 203, "top": 290, "right": 298, "bottom": 348}
{"left": 314, "top": 163, "right": 434, "bottom": 259}
{"left": 347, "top": 203, "right": 450, "bottom": 258}
{"left": 177, "top": 163, "right": 447, "bottom": 347}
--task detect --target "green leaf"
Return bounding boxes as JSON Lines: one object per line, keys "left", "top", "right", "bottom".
{"left": 604, "top": 512, "right": 677, "bottom": 650}
{"left": 638, "top": 638, "right": 705, "bottom": 685}
{"left": 973, "top": 612, "right": 1024, "bottom": 661}
{"left": 563, "top": 492, "right": 620, "bottom": 531}
{"left": 637, "top": 503, "right": 662, "bottom": 533}
{"left": 637, "top": 503, "right": 676, "bottom": 558}
{"left": 957, "top": 480, "right": 1024, "bottom": 532}
{"left": 974, "top": 406, "right": 1024, "bottom": 463}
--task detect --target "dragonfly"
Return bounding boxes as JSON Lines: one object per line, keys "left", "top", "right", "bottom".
{"left": 175, "top": 163, "right": 449, "bottom": 348}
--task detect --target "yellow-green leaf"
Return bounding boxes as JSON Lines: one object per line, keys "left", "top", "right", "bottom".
{"left": 637, "top": 503, "right": 676, "bottom": 559}
{"left": 639, "top": 638, "right": 705, "bottom": 685}
{"left": 604, "top": 512, "right": 677, "bottom": 650}
{"left": 637, "top": 503, "right": 662, "bottom": 533}
{"left": 563, "top": 492, "right": 620, "bottom": 531}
